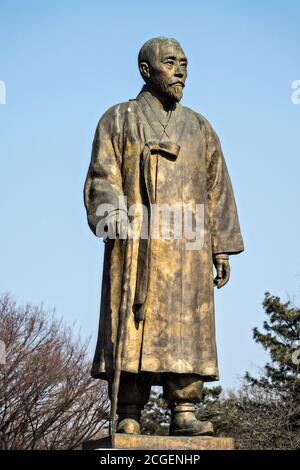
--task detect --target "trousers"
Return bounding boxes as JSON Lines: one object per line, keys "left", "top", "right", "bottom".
{"left": 108, "top": 372, "right": 203, "bottom": 411}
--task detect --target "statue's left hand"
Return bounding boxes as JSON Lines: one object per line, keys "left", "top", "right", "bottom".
{"left": 213, "top": 254, "right": 230, "bottom": 289}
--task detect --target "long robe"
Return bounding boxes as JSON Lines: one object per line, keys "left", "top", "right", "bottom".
{"left": 84, "top": 88, "right": 244, "bottom": 384}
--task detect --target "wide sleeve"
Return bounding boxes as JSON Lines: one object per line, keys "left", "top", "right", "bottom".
{"left": 84, "top": 105, "right": 127, "bottom": 236}
{"left": 202, "top": 116, "right": 244, "bottom": 255}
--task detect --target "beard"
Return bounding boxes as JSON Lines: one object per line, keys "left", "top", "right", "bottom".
{"left": 166, "top": 83, "right": 184, "bottom": 102}
{"left": 150, "top": 77, "right": 184, "bottom": 103}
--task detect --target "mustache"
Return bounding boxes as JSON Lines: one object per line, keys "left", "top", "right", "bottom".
{"left": 169, "top": 81, "right": 185, "bottom": 88}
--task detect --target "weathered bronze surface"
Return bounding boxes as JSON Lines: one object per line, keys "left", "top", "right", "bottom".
{"left": 84, "top": 37, "right": 244, "bottom": 436}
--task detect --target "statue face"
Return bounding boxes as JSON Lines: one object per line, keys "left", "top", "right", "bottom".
{"left": 145, "top": 41, "right": 188, "bottom": 102}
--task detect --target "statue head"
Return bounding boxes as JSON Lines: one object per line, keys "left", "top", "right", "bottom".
{"left": 138, "top": 37, "right": 187, "bottom": 103}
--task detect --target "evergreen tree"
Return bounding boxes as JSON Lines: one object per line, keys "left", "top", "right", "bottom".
{"left": 140, "top": 390, "right": 170, "bottom": 436}
{"left": 245, "top": 291, "right": 300, "bottom": 430}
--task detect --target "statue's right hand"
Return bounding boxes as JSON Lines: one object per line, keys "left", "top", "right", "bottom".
{"left": 103, "top": 210, "right": 129, "bottom": 243}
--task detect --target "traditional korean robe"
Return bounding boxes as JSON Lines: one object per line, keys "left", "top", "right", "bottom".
{"left": 84, "top": 87, "right": 244, "bottom": 384}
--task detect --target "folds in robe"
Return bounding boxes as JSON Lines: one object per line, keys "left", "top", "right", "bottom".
{"left": 84, "top": 90, "right": 244, "bottom": 384}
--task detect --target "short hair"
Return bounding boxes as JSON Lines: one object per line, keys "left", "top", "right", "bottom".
{"left": 138, "top": 37, "right": 182, "bottom": 67}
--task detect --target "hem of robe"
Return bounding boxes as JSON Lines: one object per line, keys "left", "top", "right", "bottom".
{"left": 91, "top": 365, "right": 219, "bottom": 384}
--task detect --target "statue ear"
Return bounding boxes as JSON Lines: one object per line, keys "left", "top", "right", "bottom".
{"left": 139, "top": 61, "right": 150, "bottom": 80}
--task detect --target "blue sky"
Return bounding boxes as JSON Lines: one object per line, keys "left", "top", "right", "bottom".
{"left": 0, "top": 0, "right": 299, "bottom": 390}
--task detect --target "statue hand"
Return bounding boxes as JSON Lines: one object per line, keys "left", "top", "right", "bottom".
{"left": 213, "top": 254, "right": 230, "bottom": 289}
{"left": 103, "top": 210, "right": 129, "bottom": 243}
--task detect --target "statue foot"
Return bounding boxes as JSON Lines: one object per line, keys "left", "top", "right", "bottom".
{"left": 169, "top": 402, "right": 214, "bottom": 436}
{"left": 116, "top": 418, "right": 140, "bottom": 434}
{"left": 169, "top": 417, "right": 214, "bottom": 436}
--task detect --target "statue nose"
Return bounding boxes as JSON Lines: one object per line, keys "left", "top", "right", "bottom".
{"left": 174, "top": 67, "right": 184, "bottom": 78}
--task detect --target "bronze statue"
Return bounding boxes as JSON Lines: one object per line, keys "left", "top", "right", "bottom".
{"left": 84, "top": 37, "right": 244, "bottom": 436}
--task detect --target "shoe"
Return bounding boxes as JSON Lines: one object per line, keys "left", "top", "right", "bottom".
{"left": 117, "top": 418, "right": 140, "bottom": 434}
{"left": 116, "top": 404, "right": 141, "bottom": 435}
{"left": 169, "top": 402, "right": 214, "bottom": 436}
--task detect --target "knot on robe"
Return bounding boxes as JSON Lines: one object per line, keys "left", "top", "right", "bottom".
{"left": 145, "top": 141, "right": 180, "bottom": 160}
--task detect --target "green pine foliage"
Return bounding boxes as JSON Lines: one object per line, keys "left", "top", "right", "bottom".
{"left": 245, "top": 292, "right": 300, "bottom": 434}
{"left": 246, "top": 292, "right": 300, "bottom": 390}
{"left": 140, "top": 390, "right": 170, "bottom": 435}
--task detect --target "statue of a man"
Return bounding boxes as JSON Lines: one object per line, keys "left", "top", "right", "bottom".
{"left": 84, "top": 37, "right": 244, "bottom": 436}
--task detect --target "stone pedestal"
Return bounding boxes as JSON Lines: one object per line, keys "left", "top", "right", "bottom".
{"left": 82, "top": 434, "right": 235, "bottom": 450}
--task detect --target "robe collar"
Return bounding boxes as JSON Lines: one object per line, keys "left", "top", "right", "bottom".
{"left": 135, "top": 85, "right": 185, "bottom": 144}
